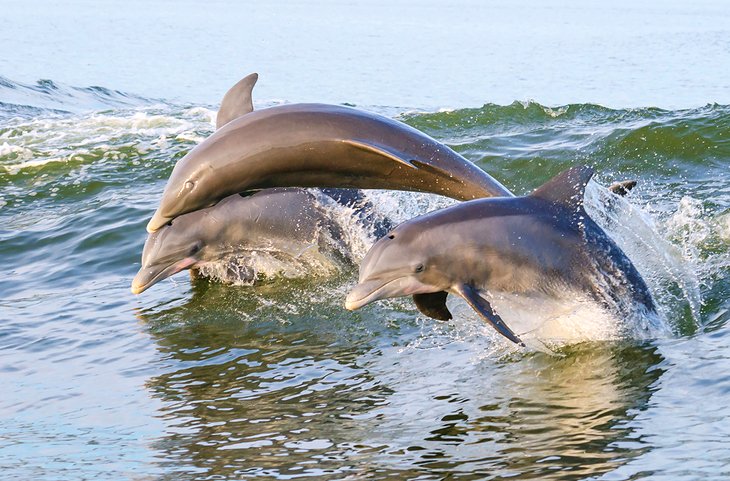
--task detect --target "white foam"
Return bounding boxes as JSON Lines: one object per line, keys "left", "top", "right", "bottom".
{"left": 194, "top": 247, "right": 343, "bottom": 287}
{"left": 363, "top": 189, "right": 456, "bottom": 225}
{"left": 719, "top": 213, "right": 730, "bottom": 242}
{"left": 0, "top": 108, "right": 207, "bottom": 175}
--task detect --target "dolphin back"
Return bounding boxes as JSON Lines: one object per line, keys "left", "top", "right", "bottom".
{"left": 529, "top": 165, "right": 656, "bottom": 314}
{"left": 148, "top": 103, "right": 514, "bottom": 232}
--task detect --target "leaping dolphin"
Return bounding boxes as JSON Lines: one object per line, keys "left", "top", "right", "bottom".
{"left": 132, "top": 188, "right": 354, "bottom": 294}
{"left": 146, "top": 73, "right": 512, "bottom": 232}
{"left": 345, "top": 166, "right": 655, "bottom": 346}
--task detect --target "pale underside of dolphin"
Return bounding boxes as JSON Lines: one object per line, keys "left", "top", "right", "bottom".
{"left": 146, "top": 73, "right": 513, "bottom": 233}
{"left": 345, "top": 166, "right": 656, "bottom": 346}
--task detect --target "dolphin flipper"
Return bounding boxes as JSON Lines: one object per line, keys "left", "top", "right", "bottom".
{"left": 343, "top": 139, "right": 418, "bottom": 170}
{"left": 413, "top": 291, "right": 452, "bottom": 321}
{"left": 454, "top": 284, "right": 525, "bottom": 346}
{"left": 216, "top": 72, "right": 259, "bottom": 129}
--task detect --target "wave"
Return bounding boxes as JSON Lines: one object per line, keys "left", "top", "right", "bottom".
{"left": 0, "top": 76, "right": 154, "bottom": 118}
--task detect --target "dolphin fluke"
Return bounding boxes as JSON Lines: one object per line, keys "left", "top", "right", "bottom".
{"left": 608, "top": 179, "right": 637, "bottom": 196}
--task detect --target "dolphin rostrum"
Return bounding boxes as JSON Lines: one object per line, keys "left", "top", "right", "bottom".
{"left": 344, "top": 166, "right": 655, "bottom": 346}
{"left": 146, "top": 73, "right": 512, "bottom": 232}
{"left": 132, "top": 188, "right": 355, "bottom": 294}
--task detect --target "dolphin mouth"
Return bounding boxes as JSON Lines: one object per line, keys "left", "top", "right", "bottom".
{"left": 131, "top": 257, "right": 197, "bottom": 294}
{"left": 345, "top": 276, "right": 433, "bottom": 310}
{"left": 146, "top": 210, "right": 172, "bottom": 233}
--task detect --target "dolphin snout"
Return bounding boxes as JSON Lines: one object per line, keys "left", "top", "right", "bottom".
{"left": 345, "top": 279, "right": 389, "bottom": 310}
{"left": 146, "top": 210, "right": 172, "bottom": 233}
{"left": 130, "top": 257, "right": 197, "bottom": 294}
{"left": 346, "top": 276, "right": 434, "bottom": 310}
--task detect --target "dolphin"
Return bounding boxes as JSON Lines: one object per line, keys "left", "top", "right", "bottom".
{"left": 132, "top": 188, "right": 356, "bottom": 294}
{"left": 146, "top": 73, "right": 512, "bottom": 232}
{"left": 345, "top": 166, "right": 655, "bottom": 346}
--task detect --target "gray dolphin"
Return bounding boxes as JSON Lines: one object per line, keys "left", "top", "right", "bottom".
{"left": 146, "top": 73, "right": 512, "bottom": 232}
{"left": 131, "top": 188, "right": 350, "bottom": 294}
{"left": 345, "top": 166, "right": 655, "bottom": 346}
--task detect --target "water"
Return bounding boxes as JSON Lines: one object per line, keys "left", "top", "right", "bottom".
{"left": 2, "top": 2, "right": 730, "bottom": 479}
{"left": 2, "top": 0, "right": 729, "bottom": 108}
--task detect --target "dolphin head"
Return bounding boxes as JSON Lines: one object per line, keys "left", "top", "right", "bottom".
{"left": 146, "top": 146, "right": 218, "bottom": 233}
{"left": 132, "top": 205, "right": 220, "bottom": 294}
{"left": 135, "top": 189, "right": 331, "bottom": 294}
{"left": 147, "top": 73, "right": 260, "bottom": 233}
{"left": 345, "top": 224, "right": 450, "bottom": 310}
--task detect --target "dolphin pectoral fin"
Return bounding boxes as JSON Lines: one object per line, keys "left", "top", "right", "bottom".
{"left": 608, "top": 179, "right": 637, "bottom": 197}
{"left": 454, "top": 284, "right": 525, "bottom": 346}
{"left": 413, "top": 292, "right": 452, "bottom": 321}
{"left": 342, "top": 139, "right": 418, "bottom": 169}
{"left": 216, "top": 72, "right": 259, "bottom": 129}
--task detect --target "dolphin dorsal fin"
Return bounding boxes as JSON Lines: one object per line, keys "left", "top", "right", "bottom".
{"left": 216, "top": 72, "right": 259, "bottom": 129}
{"left": 530, "top": 165, "right": 594, "bottom": 209}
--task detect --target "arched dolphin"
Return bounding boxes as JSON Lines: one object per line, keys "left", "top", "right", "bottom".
{"left": 345, "top": 166, "right": 655, "bottom": 346}
{"left": 146, "top": 73, "right": 512, "bottom": 232}
{"left": 132, "top": 188, "right": 352, "bottom": 294}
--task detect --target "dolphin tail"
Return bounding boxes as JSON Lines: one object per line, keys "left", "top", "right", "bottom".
{"left": 608, "top": 179, "right": 637, "bottom": 196}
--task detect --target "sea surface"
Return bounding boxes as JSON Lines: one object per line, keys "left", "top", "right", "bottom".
{"left": 2, "top": 1, "right": 730, "bottom": 480}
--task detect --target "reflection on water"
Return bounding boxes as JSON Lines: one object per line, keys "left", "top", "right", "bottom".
{"left": 138, "top": 282, "right": 665, "bottom": 479}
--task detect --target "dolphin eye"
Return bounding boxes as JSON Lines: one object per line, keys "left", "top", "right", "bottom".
{"left": 189, "top": 243, "right": 202, "bottom": 256}
{"left": 387, "top": 234, "right": 395, "bottom": 239}
{"left": 414, "top": 264, "right": 425, "bottom": 273}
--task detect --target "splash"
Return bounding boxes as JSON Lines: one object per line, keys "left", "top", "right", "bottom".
{"left": 193, "top": 245, "right": 344, "bottom": 287}
{"left": 585, "top": 183, "right": 703, "bottom": 334}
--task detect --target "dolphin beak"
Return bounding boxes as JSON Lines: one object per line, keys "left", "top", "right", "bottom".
{"left": 146, "top": 210, "right": 172, "bottom": 233}
{"left": 345, "top": 276, "right": 432, "bottom": 310}
{"left": 130, "top": 257, "right": 197, "bottom": 294}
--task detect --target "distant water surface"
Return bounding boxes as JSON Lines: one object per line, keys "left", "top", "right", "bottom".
{"left": 1, "top": 0, "right": 729, "bottom": 108}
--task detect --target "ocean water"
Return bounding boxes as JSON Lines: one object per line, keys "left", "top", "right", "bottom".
{"left": 2, "top": 1, "right": 730, "bottom": 480}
